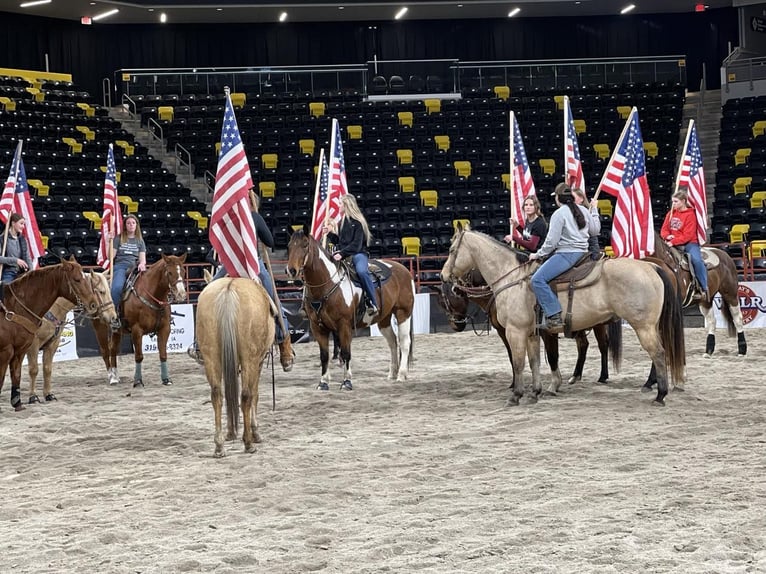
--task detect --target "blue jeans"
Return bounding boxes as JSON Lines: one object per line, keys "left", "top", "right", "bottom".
{"left": 531, "top": 251, "right": 585, "bottom": 318}
{"left": 1, "top": 269, "right": 18, "bottom": 283}
{"left": 352, "top": 252, "right": 377, "bottom": 307}
{"left": 683, "top": 242, "right": 708, "bottom": 293}
{"left": 111, "top": 264, "right": 130, "bottom": 308}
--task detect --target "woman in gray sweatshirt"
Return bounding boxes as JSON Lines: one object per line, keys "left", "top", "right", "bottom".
{"left": 0, "top": 213, "right": 32, "bottom": 283}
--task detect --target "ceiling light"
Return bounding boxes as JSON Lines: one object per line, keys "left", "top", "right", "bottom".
{"left": 90, "top": 1, "right": 96, "bottom": 5}
{"left": 338, "top": 5, "right": 344, "bottom": 9}
{"left": 159, "top": 12, "right": 167, "bottom": 22}
{"left": 92, "top": 8, "right": 119, "bottom": 20}
{"left": 279, "top": 11, "right": 287, "bottom": 21}
{"left": 148, "top": 8, "right": 154, "bottom": 11}
{"left": 395, "top": 7, "right": 408, "bottom": 20}
{"left": 457, "top": 3, "right": 463, "bottom": 6}
{"left": 620, "top": 4, "right": 635, "bottom": 14}
{"left": 20, "top": 0, "right": 52, "bottom": 7}
{"left": 508, "top": 7, "right": 520, "bottom": 17}
{"left": 216, "top": 8, "right": 222, "bottom": 11}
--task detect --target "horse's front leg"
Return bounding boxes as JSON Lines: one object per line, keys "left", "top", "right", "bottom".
{"left": 312, "top": 323, "right": 332, "bottom": 391}
{"left": 130, "top": 326, "right": 145, "bottom": 388}
{"left": 700, "top": 302, "right": 718, "bottom": 358}
{"left": 156, "top": 312, "right": 173, "bottom": 386}
{"left": 379, "top": 323, "right": 400, "bottom": 381}
{"left": 26, "top": 347, "right": 41, "bottom": 403}
{"left": 338, "top": 324, "right": 353, "bottom": 391}
{"left": 568, "top": 330, "right": 589, "bottom": 384}
{"left": 94, "top": 321, "right": 119, "bottom": 385}
{"left": 506, "top": 330, "right": 529, "bottom": 407}
{"left": 526, "top": 334, "right": 545, "bottom": 400}
{"left": 9, "top": 354, "right": 25, "bottom": 411}
{"left": 42, "top": 345, "right": 57, "bottom": 401}
{"left": 394, "top": 315, "right": 412, "bottom": 382}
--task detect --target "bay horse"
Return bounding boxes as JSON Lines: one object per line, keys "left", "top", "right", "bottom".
{"left": 25, "top": 271, "right": 118, "bottom": 403}
{"left": 285, "top": 229, "right": 415, "bottom": 390}
{"left": 441, "top": 227, "right": 685, "bottom": 406}
{"left": 196, "top": 278, "right": 275, "bottom": 457}
{"left": 92, "top": 254, "right": 187, "bottom": 387}
{"left": 652, "top": 236, "right": 747, "bottom": 357}
{"left": 0, "top": 258, "right": 113, "bottom": 411}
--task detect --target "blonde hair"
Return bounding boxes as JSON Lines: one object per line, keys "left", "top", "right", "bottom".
{"left": 571, "top": 187, "right": 590, "bottom": 209}
{"left": 249, "top": 189, "right": 260, "bottom": 212}
{"left": 119, "top": 214, "right": 144, "bottom": 242}
{"left": 341, "top": 194, "right": 372, "bottom": 245}
{"left": 672, "top": 189, "right": 690, "bottom": 206}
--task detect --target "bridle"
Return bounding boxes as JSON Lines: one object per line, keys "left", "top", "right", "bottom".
{"left": 131, "top": 262, "right": 184, "bottom": 311}
{"left": 291, "top": 238, "right": 344, "bottom": 290}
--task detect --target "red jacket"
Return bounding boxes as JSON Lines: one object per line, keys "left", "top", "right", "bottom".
{"left": 661, "top": 208, "right": 698, "bottom": 245}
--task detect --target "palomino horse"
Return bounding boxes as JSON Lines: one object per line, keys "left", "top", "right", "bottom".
{"left": 25, "top": 271, "right": 118, "bottom": 403}
{"left": 285, "top": 229, "right": 415, "bottom": 390}
{"left": 0, "top": 258, "right": 113, "bottom": 411}
{"left": 441, "top": 228, "right": 685, "bottom": 406}
{"left": 652, "top": 236, "right": 747, "bottom": 357}
{"left": 92, "top": 254, "right": 187, "bottom": 387}
{"left": 196, "top": 278, "right": 275, "bottom": 457}
{"left": 432, "top": 269, "right": 622, "bottom": 385}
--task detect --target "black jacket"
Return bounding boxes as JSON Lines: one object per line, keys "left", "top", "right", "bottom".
{"left": 328, "top": 217, "right": 366, "bottom": 258}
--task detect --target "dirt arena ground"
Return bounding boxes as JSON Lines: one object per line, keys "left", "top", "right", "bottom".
{"left": 1, "top": 327, "right": 765, "bottom": 573}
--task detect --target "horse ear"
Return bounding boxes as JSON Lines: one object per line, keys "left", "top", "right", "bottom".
{"left": 302, "top": 224, "right": 310, "bottom": 237}
{"left": 179, "top": 252, "right": 188, "bottom": 263}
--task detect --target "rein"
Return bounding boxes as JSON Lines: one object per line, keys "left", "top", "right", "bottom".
{"left": 130, "top": 268, "right": 174, "bottom": 311}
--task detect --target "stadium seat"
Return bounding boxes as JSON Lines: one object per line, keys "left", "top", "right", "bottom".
{"left": 594, "top": 143, "right": 610, "bottom": 160}
{"left": 420, "top": 189, "right": 438, "bottom": 207}
{"left": 187, "top": 211, "right": 209, "bottom": 230}
{"left": 157, "top": 106, "right": 174, "bottom": 122}
{"left": 573, "top": 119, "right": 586, "bottom": 134}
{"left": 83, "top": 211, "right": 102, "bottom": 230}
{"left": 115, "top": 140, "right": 134, "bottom": 156}
{"left": 62, "top": 137, "right": 83, "bottom": 154}
{"left": 493, "top": 85, "right": 510, "bottom": 100}
{"left": 501, "top": 173, "right": 511, "bottom": 190}
{"left": 259, "top": 181, "right": 276, "bottom": 198}
{"left": 0, "top": 96, "right": 17, "bottom": 111}
{"left": 299, "top": 139, "right": 315, "bottom": 155}
{"left": 729, "top": 223, "right": 750, "bottom": 243}
{"left": 616, "top": 105, "right": 631, "bottom": 119}
{"left": 230, "top": 92, "right": 246, "bottom": 109}
{"left": 434, "top": 135, "right": 450, "bottom": 151}
{"left": 398, "top": 176, "right": 416, "bottom": 193}
{"left": 401, "top": 236, "right": 421, "bottom": 256}
{"left": 424, "top": 99, "right": 441, "bottom": 114}
{"left": 751, "top": 190, "right": 766, "bottom": 208}
{"left": 309, "top": 102, "right": 325, "bottom": 118}
{"left": 398, "top": 111, "right": 413, "bottom": 127}
{"left": 452, "top": 218, "right": 470, "bottom": 232}
{"left": 734, "top": 177, "right": 752, "bottom": 195}
{"left": 454, "top": 160, "right": 472, "bottom": 178}
{"left": 27, "top": 179, "right": 49, "bottom": 196}
{"left": 347, "top": 125, "right": 362, "bottom": 140}
{"left": 597, "top": 199, "right": 613, "bottom": 217}
{"left": 75, "top": 125, "right": 95, "bottom": 141}
{"left": 752, "top": 120, "right": 766, "bottom": 138}
{"left": 554, "top": 95, "right": 565, "bottom": 110}
{"left": 735, "top": 148, "right": 751, "bottom": 166}
{"left": 750, "top": 239, "right": 766, "bottom": 258}
{"left": 643, "top": 141, "right": 658, "bottom": 160}
{"left": 539, "top": 158, "right": 555, "bottom": 175}
{"left": 262, "top": 153, "right": 278, "bottom": 169}
{"left": 396, "top": 149, "right": 413, "bottom": 164}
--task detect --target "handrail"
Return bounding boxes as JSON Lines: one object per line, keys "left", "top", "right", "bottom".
{"left": 204, "top": 169, "right": 215, "bottom": 199}
{"left": 121, "top": 93, "right": 137, "bottom": 117}
{"left": 147, "top": 117, "right": 163, "bottom": 143}
{"left": 175, "top": 143, "right": 193, "bottom": 184}
{"left": 102, "top": 77, "right": 111, "bottom": 108}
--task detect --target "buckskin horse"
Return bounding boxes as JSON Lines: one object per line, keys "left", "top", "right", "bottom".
{"left": 0, "top": 258, "right": 113, "bottom": 411}
{"left": 441, "top": 227, "right": 685, "bottom": 406}
{"left": 285, "top": 229, "right": 415, "bottom": 391}
{"left": 92, "top": 254, "right": 187, "bottom": 387}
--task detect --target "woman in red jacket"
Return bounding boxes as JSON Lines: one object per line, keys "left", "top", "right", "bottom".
{"left": 660, "top": 189, "right": 709, "bottom": 301}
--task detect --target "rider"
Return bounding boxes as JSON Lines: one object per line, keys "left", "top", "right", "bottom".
{"left": 571, "top": 187, "right": 603, "bottom": 261}
{"left": 504, "top": 195, "right": 547, "bottom": 253}
{"left": 323, "top": 194, "right": 378, "bottom": 316}
{"left": 661, "top": 188, "right": 709, "bottom": 302}
{"left": 528, "top": 182, "right": 601, "bottom": 330}
{"left": 109, "top": 214, "right": 147, "bottom": 309}
{"left": 0, "top": 213, "right": 32, "bottom": 283}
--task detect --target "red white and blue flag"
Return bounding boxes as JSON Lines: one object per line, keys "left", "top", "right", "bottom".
{"left": 309, "top": 148, "right": 330, "bottom": 240}
{"left": 209, "top": 90, "right": 259, "bottom": 279}
{"left": 509, "top": 111, "right": 537, "bottom": 224}
{"left": 97, "top": 143, "right": 123, "bottom": 270}
{"left": 597, "top": 107, "right": 655, "bottom": 259}
{"left": 564, "top": 95, "right": 585, "bottom": 192}
{"left": 675, "top": 120, "right": 707, "bottom": 245}
{"left": 326, "top": 118, "right": 348, "bottom": 224}
{"left": 1, "top": 140, "right": 44, "bottom": 269}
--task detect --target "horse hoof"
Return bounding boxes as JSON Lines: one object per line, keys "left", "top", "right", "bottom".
{"left": 245, "top": 445, "right": 257, "bottom": 454}
{"left": 133, "top": 380, "right": 144, "bottom": 388}
{"left": 652, "top": 399, "right": 666, "bottom": 407}
{"left": 505, "top": 396, "right": 520, "bottom": 407}
{"left": 541, "top": 390, "right": 557, "bottom": 397}
{"left": 596, "top": 379, "right": 609, "bottom": 385}
{"left": 672, "top": 384, "right": 685, "bottom": 392}
{"left": 703, "top": 353, "right": 712, "bottom": 359}
{"left": 162, "top": 379, "right": 173, "bottom": 386}
{"left": 45, "top": 394, "right": 57, "bottom": 401}
{"left": 28, "top": 395, "right": 40, "bottom": 404}
{"left": 340, "top": 380, "right": 353, "bottom": 391}
{"left": 567, "top": 377, "right": 580, "bottom": 385}
{"left": 108, "top": 373, "right": 120, "bottom": 385}
{"left": 14, "top": 404, "right": 26, "bottom": 412}
{"left": 317, "top": 382, "right": 329, "bottom": 391}
{"left": 213, "top": 450, "right": 225, "bottom": 458}
{"left": 281, "top": 361, "right": 294, "bottom": 373}
{"left": 640, "top": 384, "right": 653, "bottom": 393}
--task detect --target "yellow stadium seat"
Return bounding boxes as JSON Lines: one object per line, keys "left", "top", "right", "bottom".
{"left": 0, "top": 96, "right": 16, "bottom": 111}
{"left": 734, "top": 177, "right": 752, "bottom": 195}
{"left": 539, "top": 158, "right": 555, "bottom": 175}
{"left": 215, "top": 142, "right": 222, "bottom": 157}
{"left": 597, "top": 199, "right": 613, "bottom": 217}
{"left": 573, "top": 119, "right": 586, "bottom": 135}
{"left": 100, "top": 165, "right": 122, "bottom": 183}
{"left": 118, "top": 195, "right": 138, "bottom": 214}
{"left": 398, "top": 111, "right": 413, "bottom": 127}
{"left": 41, "top": 235, "right": 48, "bottom": 250}
{"left": 157, "top": 106, "right": 174, "bottom": 122}
{"left": 420, "top": 189, "right": 438, "bottom": 208}
{"left": 62, "top": 137, "right": 82, "bottom": 154}
{"left": 76, "top": 102, "right": 95, "bottom": 117}
{"left": 643, "top": 141, "right": 658, "bottom": 160}
{"left": 309, "top": 102, "right": 325, "bottom": 118}
{"left": 75, "top": 125, "right": 95, "bottom": 141}
{"left": 347, "top": 125, "right": 362, "bottom": 140}
{"left": 493, "top": 85, "right": 510, "bottom": 100}
{"left": 554, "top": 95, "right": 565, "bottom": 110}
{"left": 187, "top": 211, "right": 209, "bottom": 230}
{"left": 501, "top": 173, "right": 511, "bottom": 190}
{"left": 259, "top": 181, "right": 276, "bottom": 198}
{"left": 26, "top": 87, "right": 44, "bottom": 102}
{"left": 753, "top": 120, "right": 766, "bottom": 138}
{"left": 452, "top": 218, "right": 470, "bottom": 232}
{"left": 398, "top": 176, "right": 416, "bottom": 193}
{"left": 454, "top": 160, "right": 472, "bottom": 178}
{"left": 299, "top": 139, "right": 315, "bottom": 156}
{"left": 729, "top": 223, "right": 750, "bottom": 243}
{"left": 434, "top": 135, "right": 450, "bottom": 151}
{"left": 751, "top": 190, "right": 766, "bottom": 208}
{"left": 604, "top": 246, "right": 615, "bottom": 257}
{"left": 115, "top": 139, "right": 134, "bottom": 156}
{"left": 424, "top": 99, "right": 441, "bottom": 114}
{"left": 396, "top": 149, "right": 413, "bottom": 165}
{"left": 594, "top": 143, "right": 610, "bottom": 160}
{"left": 749, "top": 240, "right": 766, "bottom": 258}
{"left": 83, "top": 211, "right": 102, "bottom": 230}
{"left": 230, "top": 92, "right": 246, "bottom": 109}
{"left": 401, "top": 236, "right": 421, "bottom": 257}
{"left": 616, "top": 106, "right": 632, "bottom": 120}
{"left": 262, "top": 153, "right": 278, "bottom": 169}
{"left": 735, "top": 148, "right": 751, "bottom": 166}
{"left": 27, "top": 179, "right": 49, "bottom": 197}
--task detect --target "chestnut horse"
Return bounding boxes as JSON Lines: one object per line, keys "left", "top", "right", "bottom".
{"left": 442, "top": 228, "right": 685, "bottom": 406}
{"left": 0, "top": 258, "right": 112, "bottom": 411}
{"left": 92, "top": 254, "right": 187, "bottom": 387}
{"left": 24, "top": 272, "right": 117, "bottom": 404}
{"left": 285, "top": 229, "right": 415, "bottom": 390}
{"left": 196, "top": 278, "right": 275, "bottom": 457}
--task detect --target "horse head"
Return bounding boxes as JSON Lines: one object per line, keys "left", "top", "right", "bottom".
{"left": 440, "top": 222, "right": 473, "bottom": 282}
{"left": 430, "top": 282, "right": 470, "bottom": 332}
{"left": 86, "top": 271, "right": 120, "bottom": 330}
{"left": 285, "top": 229, "right": 313, "bottom": 280}
{"left": 60, "top": 256, "right": 102, "bottom": 316}
{"left": 160, "top": 253, "right": 188, "bottom": 303}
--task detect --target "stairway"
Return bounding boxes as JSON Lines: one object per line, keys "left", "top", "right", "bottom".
{"left": 680, "top": 89, "right": 721, "bottom": 206}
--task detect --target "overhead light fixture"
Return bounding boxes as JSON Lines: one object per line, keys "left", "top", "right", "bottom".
{"left": 159, "top": 12, "right": 167, "bottom": 22}
{"left": 395, "top": 7, "right": 408, "bottom": 20}
{"left": 620, "top": 4, "right": 635, "bottom": 14}
{"left": 216, "top": 7, "right": 222, "bottom": 11}
{"left": 338, "top": 6, "right": 345, "bottom": 9}
{"left": 508, "top": 7, "right": 520, "bottom": 17}
{"left": 279, "top": 11, "right": 287, "bottom": 22}
{"left": 20, "top": 0, "right": 52, "bottom": 7}
{"left": 92, "top": 8, "right": 119, "bottom": 20}
{"left": 148, "top": 8, "right": 154, "bottom": 11}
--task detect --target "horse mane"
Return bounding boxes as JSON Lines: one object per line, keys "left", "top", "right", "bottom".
{"left": 6, "top": 265, "right": 63, "bottom": 299}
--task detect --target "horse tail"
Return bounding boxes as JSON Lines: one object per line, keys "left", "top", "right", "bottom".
{"left": 717, "top": 251, "right": 738, "bottom": 337}
{"left": 607, "top": 319, "right": 623, "bottom": 373}
{"left": 655, "top": 266, "right": 686, "bottom": 385}
{"left": 720, "top": 295, "right": 737, "bottom": 337}
{"left": 408, "top": 312, "right": 414, "bottom": 368}
{"left": 216, "top": 284, "right": 241, "bottom": 434}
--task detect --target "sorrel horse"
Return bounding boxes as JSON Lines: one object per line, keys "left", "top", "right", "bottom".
{"left": 652, "top": 236, "right": 747, "bottom": 357}
{"left": 285, "top": 229, "right": 415, "bottom": 390}
{"left": 432, "top": 268, "right": 623, "bottom": 386}
{"left": 92, "top": 254, "right": 187, "bottom": 387}
{"left": 25, "top": 271, "right": 117, "bottom": 403}
{"left": 196, "top": 278, "right": 275, "bottom": 457}
{"left": 441, "top": 228, "right": 685, "bottom": 406}
{"left": 0, "top": 258, "right": 113, "bottom": 411}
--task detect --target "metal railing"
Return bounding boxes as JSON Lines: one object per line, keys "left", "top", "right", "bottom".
{"left": 174, "top": 143, "right": 193, "bottom": 183}
{"left": 147, "top": 117, "right": 163, "bottom": 144}
{"left": 102, "top": 77, "right": 111, "bottom": 108}
{"left": 121, "top": 93, "right": 137, "bottom": 118}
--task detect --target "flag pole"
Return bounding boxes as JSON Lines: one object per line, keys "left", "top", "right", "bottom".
{"left": 593, "top": 106, "right": 636, "bottom": 204}
{"left": 563, "top": 96, "right": 570, "bottom": 188}
{"left": 311, "top": 147, "right": 327, "bottom": 247}
{"left": 0, "top": 209, "right": 14, "bottom": 279}
{"left": 252, "top": 192, "right": 288, "bottom": 342}
{"left": 107, "top": 214, "right": 115, "bottom": 283}
{"left": 673, "top": 119, "right": 694, "bottom": 196}
{"left": 509, "top": 110, "right": 516, "bottom": 231}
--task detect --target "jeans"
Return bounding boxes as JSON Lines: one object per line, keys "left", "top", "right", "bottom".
{"left": 683, "top": 242, "right": 708, "bottom": 293}
{"left": 1, "top": 269, "right": 18, "bottom": 283}
{"left": 531, "top": 251, "right": 585, "bottom": 318}
{"left": 352, "top": 252, "right": 377, "bottom": 307}
{"left": 111, "top": 264, "right": 130, "bottom": 307}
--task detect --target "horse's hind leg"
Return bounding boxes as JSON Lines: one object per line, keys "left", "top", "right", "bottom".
{"left": 633, "top": 326, "right": 668, "bottom": 406}
{"left": 313, "top": 325, "right": 332, "bottom": 390}
{"left": 157, "top": 313, "right": 173, "bottom": 385}
{"left": 394, "top": 316, "right": 412, "bottom": 382}
{"left": 204, "top": 363, "right": 226, "bottom": 457}
{"left": 337, "top": 325, "right": 353, "bottom": 391}
{"left": 42, "top": 345, "right": 57, "bottom": 401}
{"left": 130, "top": 327, "right": 145, "bottom": 388}
{"left": 27, "top": 348, "right": 41, "bottom": 403}
{"left": 568, "top": 331, "right": 589, "bottom": 385}
{"left": 379, "top": 323, "right": 401, "bottom": 381}
{"left": 240, "top": 364, "right": 261, "bottom": 453}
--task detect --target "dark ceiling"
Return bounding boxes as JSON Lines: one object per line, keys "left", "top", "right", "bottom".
{"left": 0, "top": 0, "right": 737, "bottom": 25}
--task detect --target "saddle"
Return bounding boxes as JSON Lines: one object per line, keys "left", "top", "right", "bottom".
{"left": 668, "top": 245, "right": 720, "bottom": 271}
{"left": 341, "top": 258, "right": 391, "bottom": 325}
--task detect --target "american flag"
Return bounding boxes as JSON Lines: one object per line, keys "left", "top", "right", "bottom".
{"left": 309, "top": 148, "right": 330, "bottom": 240}
{"left": 597, "top": 107, "right": 655, "bottom": 259}
{"left": 0, "top": 141, "right": 44, "bottom": 270}
{"left": 327, "top": 118, "right": 348, "bottom": 223}
{"left": 509, "top": 111, "right": 537, "bottom": 224}
{"left": 97, "top": 143, "right": 123, "bottom": 270}
{"left": 676, "top": 120, "right": 707, "bottom": 245}
{"left": 209, "top": 90, "right": 259, "bottom": 279}
{"left": 564, "top": 96, "right": 584, "bottom": 192}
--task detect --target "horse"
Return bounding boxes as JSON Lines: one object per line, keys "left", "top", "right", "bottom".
{"left": 441, "top": 227, "right": 686, "bottom": 406}
{"left": 285, "top": 229, "right": 415, "bottom": 390}
{"left": 651, "top": 235, "right": 747, "bottom": 357}
{"left": 0, "top": 257, "right": 115, "bottom": 411}
{"left": 431, "top": 268, "right": 623, "bottom": 386}
{"left": 196, "top": 277, "right": 275, "bottom": 457}
{"left": 25, "top": 271, "right": 118, "bottom": 403}
{"left": 92, "top": 254, "right": 188, "bottom": 387}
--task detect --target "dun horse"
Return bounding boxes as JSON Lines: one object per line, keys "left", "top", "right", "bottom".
{"left": 25, "top": 271, "right": 118, "bottom": 403}
{"left": 0, "top": 258, "right": 113, "bottom": 411}
{"left": 196, "top": 278, "right": 275, "bottom": 457}
{"left": 286, "top": 229, "right": 415, "bottom": 390}
{"left": 441, "top": 227, "right": 685, "bottom": 406}
{"left": 92, "top": 254, "right": 187, "bottom": 387}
